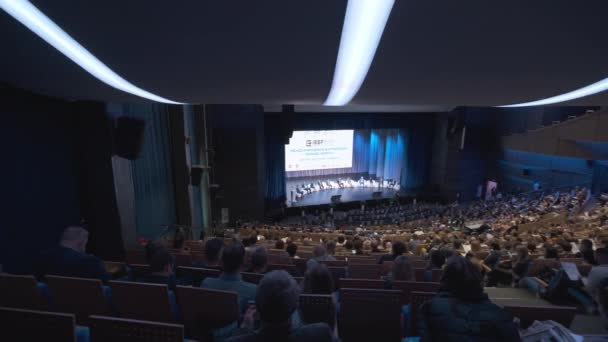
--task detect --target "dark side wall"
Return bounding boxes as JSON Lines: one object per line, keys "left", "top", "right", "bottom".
{"left": 207, "top": 105, "right": 266, "bottom": 223}
{"left": 0, "top": 86, "right": 123, "bottom": 273}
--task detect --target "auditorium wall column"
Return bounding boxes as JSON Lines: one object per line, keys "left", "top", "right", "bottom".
{"left": 168, "top": 106, "right": 192, "bottom": 228}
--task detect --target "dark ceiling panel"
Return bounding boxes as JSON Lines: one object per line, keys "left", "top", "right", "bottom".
{"left": 1, "top": 0, "right": 607, "bottom": 106}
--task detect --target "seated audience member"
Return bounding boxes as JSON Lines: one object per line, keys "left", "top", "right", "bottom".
{"left": 275, "top": 240, "right": 286, "bottom": 250}
{"left": 511, "top": 246, "right": 532, "bottom": 286}
{"left": 202, "top": 242, "right": 256, "bottom": 313}
{"left": 336, "top": 236, "right": 346, "bottom": 247}
{"left": 248, "top": 247, "right": 268, "bottom": 274}
{"left": 371, "top": 240, "right": 381, "bottom": 253}
{"left": 353, "top": 239, "right": 365, "bottom": 255}
{"left": 425, "top": 250, "right": 446, "bottom": 282}
{"left": 306, "top": 245, "right": 334, "bottom": 270}
{"left": 578, "top": 239, "right": 597, "bottom": 265}
{"left": 200, "top": 238, "right": 224, "bottom": 268}
{"left": 325, "top": 240, "right": 336, "bottom": 258}
{"left": 544, "top": 246, "right": 560, "bottom": 260}
{"left": 228, "top": 271, "right": 333, "bottom": 342}
{"left": 378, "top": 241, "right": 406, "bottom": 264}
{"left": 483, "top": 242, "right": 502, "bottom": 269}
{"left": 301, "top": 264, "right": 337, "bottom": 332}
{"left": 134, "top": 245, "right": 178, "bottom": 290}
{"left": 35, "top": 226, "right": 109, "bottom": 282}
{"left": 419, "top": 256, "right": 519, "bottom": 341}
{"left": 586, "top": 248, "right": 608, "bottom": 304}
{"left": 382, "top": 240, "right": 393, "bottom": 253}
{"left": 344, "top": 240, "right": 354, "bottom": 253}
{"left": 286, "top": 243, "right": 299, "bottom": 259}
{"left": 385, "top": 255, "right": 415, "bottom": 287}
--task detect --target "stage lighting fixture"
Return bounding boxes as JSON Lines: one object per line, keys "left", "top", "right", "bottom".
{"left": 0, "top": 0, "right": 181, "bottom": 104}
{"left": 324, "top": 0, "right": 394, "bottom": 106}
{"left": 500, "top": 76, "right": 608, "bottom": 107}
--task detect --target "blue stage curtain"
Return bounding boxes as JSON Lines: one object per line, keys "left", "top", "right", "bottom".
{"left": 368, "top": 129, "right": 379, "bottom": 176}
{"left": 382, "top": 129, "right": 405, "bottom": 181}
{"left": 122, "top": 104, "right": 177, "bottom": 239}
{"left": 265, "top": 124, "right": 287, "bottom": 202}
{"left": 402, "top": 127, "right": 431, "bottom": 191}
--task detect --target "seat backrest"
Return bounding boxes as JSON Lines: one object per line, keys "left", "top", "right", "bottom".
{"left": 327, "top": 267, "right": 347, "bottom": 288}
{"left": 126, "top": 249, "right": 147, "bottom": 265}
{"left": 502, "top": 305, "right": 577, "bottom": 328}
{"left": 338, "top": 288, "right": 402, "bottom": 342}
{"left": 411, "top": 260, "right": 428, "bottom": 269}
{"left": 176, "top": 286, "right": 239, "bottom": 341}
{"left": 173, "top": 253, "right": 193, "bottom": 267}
{"left": 266, "top": 264, "right": 299, "bottom": 276}
{"left": 45, "top": 275, "right": 110, "bottom": 325}
{"left": 320, "top": 260, "right": 348, "bottom": 267}
{"left": 348, "top": 264, "right": 381, "bottom": 279}
{"left": 0, "top": 273, "right": 48, "bottom": 310}
{"left": 177, "top": 266, "right": 220, "bottom": 286}
{"left": 346, "top": 256, "right": 376, "bottom": 264}
{"left": 0, "top": 306, "right": 75, "bottom": 342}
{"left": 408, "top": 291, "right": 437, "bottom": 337}
{"left": 339, "top": 278, "right": 385, "bottom": 290}
{"left": 299, "top": 294, "right": 335, "bottom": 328}
{"left": 293, "top": 258, "right": 308, "bottom": 276}
{"left": 89, "top": 315, "right": 183, "bottom": 342}
{"left": 391, "top": 281, "right": 440, "bottom": 305}
{"left": 414, "top": 268, "right": 426, "bottom": 281}
{"left": 128, "top": 264, "right": 151, "bottom": 279}
{"left": 268, "top": 253, "right": 292, "bottom": 265}
{"left": 381, "top": 261, "right": 393, "bottom": 276}
{"left": 241, "top": 272, "right": 264, "bottom": 285}
{"left": 109, "top": 280, "right": 174, "bottom": 322}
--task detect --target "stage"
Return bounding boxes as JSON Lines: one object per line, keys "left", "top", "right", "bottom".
{"left": 288, "top": 187, "right": 398, "bottom": 207}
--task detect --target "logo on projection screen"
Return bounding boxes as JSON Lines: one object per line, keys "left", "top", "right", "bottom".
{"left": 285, "top": 130, "right": 354, "bottom": 171}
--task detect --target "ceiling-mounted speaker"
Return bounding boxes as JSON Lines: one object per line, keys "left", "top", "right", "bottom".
{"left": 114, "top": 116, "right": 145, "bottom": 160}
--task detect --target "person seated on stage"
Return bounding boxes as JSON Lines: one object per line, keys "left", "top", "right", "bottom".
{"left": 197, "top": 238, "right": 224, "bottom": 269}
{"left": 228, "top": 270, "right": 333, "bottom": 342}
{"left": 359, "top": 176, "right": 364, "bottom": 186}
{"left": 35, "top": 226, "right": 109, "bottom": 282}
{"left": 286, "top": 243, "right": 300, "bottom": 259}
{"left": 306, "top": 245, "right": 335, "bottom": 271}
{"left": 418, "top": 255, "right": 519, "bottom": 341}
{"left": 318, "top": 180, "right": 324, "bottom": 190}
{"left": 202, "top": 242, "right": 257, "bottom": 314}
{"left": 378, "top": 241, "right": 406, "bottom": 264}
{"left": 247, "top": 247, "right": 268, "bottom": 274}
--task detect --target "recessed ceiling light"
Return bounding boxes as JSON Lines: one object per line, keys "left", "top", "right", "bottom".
{"left": 0, "top": 0, "right": 181, "bottom": 104}
{"left": 500, "top": 76, "right": 608, "bottom": 107}
{"left": 324, "top": 0, "right": 395, "bottom": 106}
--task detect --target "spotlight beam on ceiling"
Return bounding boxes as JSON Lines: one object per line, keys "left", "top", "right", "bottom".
{"left": 324, "top": 0, "right": 395, "bottom": 106}
{"left": 0, "top": 0, "right": 181, "bottom": 104}
{"left": 500, "top": 76, "right": 608, "bottom": 107}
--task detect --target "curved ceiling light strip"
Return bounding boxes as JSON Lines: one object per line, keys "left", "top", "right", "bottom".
{"left": 0, "top": 0, "right": 181, "bottom": 104}
{"left": 500, "top": 76, "right": 608, "bottom": 107}
{"left": 324, "top": 0, "right": 395, "bottom": 106}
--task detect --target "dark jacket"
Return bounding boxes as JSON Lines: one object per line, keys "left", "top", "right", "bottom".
{"left": 419, "top": 291, "right": 520, "bottom": 342}
{"left": 483, "top": 250, "right": 501, "bottom": 269}
{"left": 35, "top": 246, "right": 109, "bottom": 282}
{"left": 227, "top": 322, "right": 333, "bottom": 342}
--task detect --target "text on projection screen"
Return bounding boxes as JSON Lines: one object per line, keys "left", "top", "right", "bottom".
{"left": 285, "top": 130, "right": 354, "bottom": 171}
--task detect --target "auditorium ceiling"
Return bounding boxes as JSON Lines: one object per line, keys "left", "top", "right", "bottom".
{"left": 1, "top": 0, "right": 608, "bottom": 108}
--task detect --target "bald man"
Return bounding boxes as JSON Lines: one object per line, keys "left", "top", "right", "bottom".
{"left": 35, "top": 226, "right": 109, "bottom": 282}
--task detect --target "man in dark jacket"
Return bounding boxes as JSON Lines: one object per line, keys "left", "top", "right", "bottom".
{"left": 35, "top": 226, "right": 109, "bottom": 282}
{"left": 419, "top": 256, "right": 520, "bottom": 341}
{"left": 227, "top": 270, "right": 333, "bottom": 342}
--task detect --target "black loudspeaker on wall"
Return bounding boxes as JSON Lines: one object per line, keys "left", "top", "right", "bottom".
{"left": 522, "top": 169, "right": 531, "bottom": 176}
{"left": 190, "top": 166, "right": 203, "bottom": 186}
{"left": 114, "top": 116, "right": 146, "bottom": 160}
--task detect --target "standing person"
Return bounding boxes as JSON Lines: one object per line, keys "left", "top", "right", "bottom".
{"left": 418, "top": 256, "right": 519, "bottom": 341}
{"left": 35, "top": 226, "right": 109, "bottom": 282}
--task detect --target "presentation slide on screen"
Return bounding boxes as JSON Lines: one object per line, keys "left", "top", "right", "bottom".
{"left": 285, "top": 130, "right": 354, "bottom": 171}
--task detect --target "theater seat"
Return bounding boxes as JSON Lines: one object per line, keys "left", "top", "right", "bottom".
{"left": 0, "top": 306, "right": 76, "bottom": 342}
{"left": 0, "top": 273, "right": 49, "bottom": 310}
{"left": 45, "top": 275, "right": 111, "bottom": 325}
{"left": 176, "top": 286, "right": 239, "bottom": 341}
{"left": 89, "top": 315, "right": 184, "bottom": 342}
{"left": 339, "top": 288, "right": 402, "bottom": 342}
{"left": 299, "top": 294, "right": 335, "bottom": 328}
{"left": 109, "top": 280, "right": 175, "bottom": 323}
